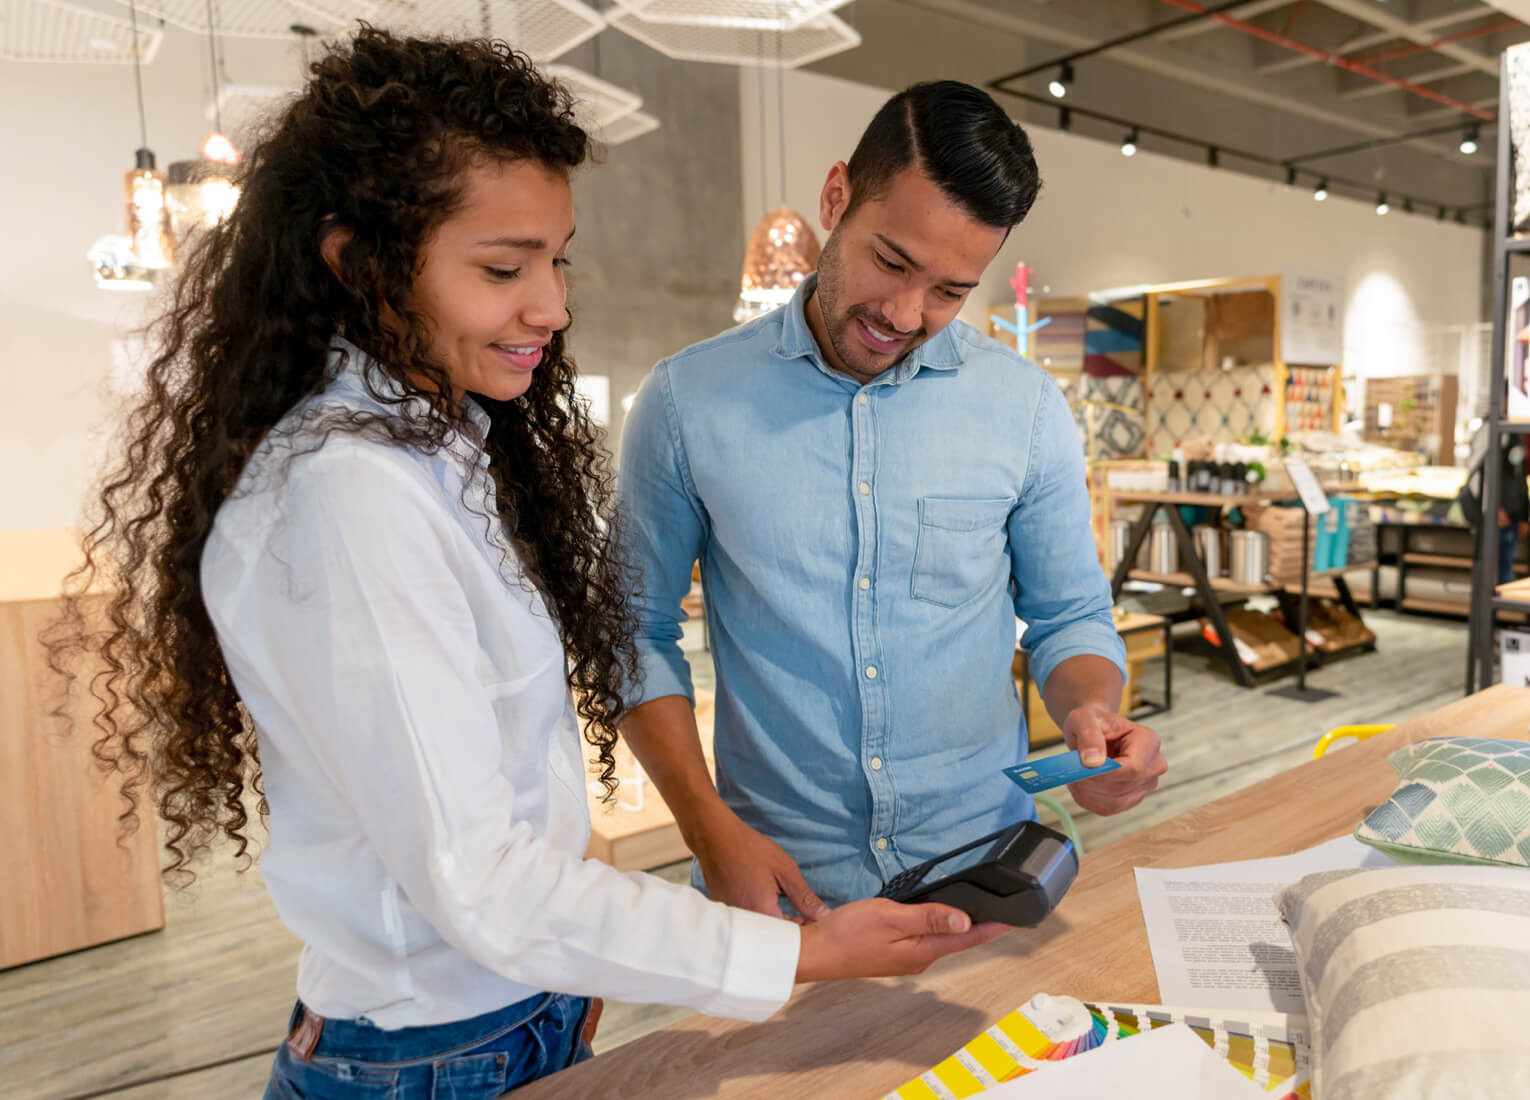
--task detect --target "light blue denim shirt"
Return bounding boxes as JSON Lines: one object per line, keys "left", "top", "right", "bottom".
{"left": 618, "top": 276, "right": 1125, "bottom": 905}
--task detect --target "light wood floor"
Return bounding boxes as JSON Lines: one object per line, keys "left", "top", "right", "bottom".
{"left": 0, "top": 611, "right": 1468, "bottom": 1099}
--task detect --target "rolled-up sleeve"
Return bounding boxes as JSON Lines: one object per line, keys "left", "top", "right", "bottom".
{"left": 618, "top": 359, "right": 709, "bottom": 707}
{"left": 209, "top": 449, "right": 797, "bottom": 1020}
{"left": 1009, "top": 382, "right": 1126, "bottom": 692}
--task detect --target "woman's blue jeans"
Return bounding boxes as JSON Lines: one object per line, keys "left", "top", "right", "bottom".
{"left": 263, "top": 992, "right": 593, "bottom": 1099}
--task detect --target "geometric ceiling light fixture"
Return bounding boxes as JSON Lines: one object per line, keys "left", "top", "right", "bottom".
{"left": 544, "top": 64, "right": 643, "bottom": 131}
{"left": 3, "top": 0, "right": 165, "bottom": 63}
{"left": 611, "top": 0, "right": 849, "bottom": 31}
{"left": 365, "top": 0, "right": 605, "bottom": 61}
{"left": 607, "top": 6, "right": 859, "bottom": 67}
{"left": 600, "top": 107, "right": 661, "bottom": 145}
{"left": 106, "top": 0, "right": 358, "bottom": 40}
{"left": 543, "top": 63, "right": 660, "bottom": 145}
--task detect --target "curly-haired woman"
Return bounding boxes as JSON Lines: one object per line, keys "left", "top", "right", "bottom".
{"left": 47, "top": 27, "right": 1002, "bottom": 1098}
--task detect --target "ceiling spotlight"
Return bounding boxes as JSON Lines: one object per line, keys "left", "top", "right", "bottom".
{"left": 1376, "top": 193, "right": 1390, "bottom": 215}
{"left": 1314, "top": 178, "right": 1329, "bottom": 202}
{"left": 1285, "top": 165, "right": 1297, "bottom": 187}
{"left": 1403, "top": 198, "right": 1414, "bottom": 214}
{"left": 1121, "top": 128, "right": 1138, "bottom": 157}
{"left": 1438, "top": 206, "right": 1447, "bottom": 221}
{"left": 1058, "top": 106, "right": 1072, "bottom": 132}
{"left": 1461, "top": 125, "right": 1480, "bottom": 155}
{"left": 1048, "top": 62, "right": 1073, "bottom": 99}
{"left": 1456, "top": 210, "right": 1466, "bottom": 224}
{"left": 1207, "top": 146, "right": 1219, "bottom": 168}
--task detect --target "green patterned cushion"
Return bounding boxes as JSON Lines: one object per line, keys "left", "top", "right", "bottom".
{"left": 1356, "top": 737, "right": 1530, "bottom": 868}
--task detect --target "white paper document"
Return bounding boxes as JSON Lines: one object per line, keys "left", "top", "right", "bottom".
{"left": 1134, "top": 835, "right": 1393, "bottom": 1014}
{"left": 983, "top": 1022, "right": 1268, "bottom": 1099}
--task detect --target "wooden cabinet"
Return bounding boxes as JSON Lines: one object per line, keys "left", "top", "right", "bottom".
{"left": 1, "top": 530, "right": 163, "bottom": 969}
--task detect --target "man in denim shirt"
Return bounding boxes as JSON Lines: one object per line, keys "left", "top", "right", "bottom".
{"left": 618, "top": 82, "right": 1167, "bottom": 916}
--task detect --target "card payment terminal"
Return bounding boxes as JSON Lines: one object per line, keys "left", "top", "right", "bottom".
{"left": 875, "top": 820, "right": 1077, "bottom": 927}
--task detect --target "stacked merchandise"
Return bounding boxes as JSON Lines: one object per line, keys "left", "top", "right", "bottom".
{"left": 1284, "top": 366, "right": 1333, "bottom": 434}
{"left": 1200, "top": 607, "right": 1302, "bottom": 672}
{"left": 1291, "top": 599, "right": 1376, "bottom": 654}
{"left": 1346, "top": 505, "right": 1377, "bottom": 567}
{"left": 1245, "top": 505, "right": 1315, "bottom": 585}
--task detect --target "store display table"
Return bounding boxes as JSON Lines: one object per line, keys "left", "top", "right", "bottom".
{"left": 518, "top": 685, "right": 1530, "bottom": 1099}
{"left": 0, "top": 530, "right": 164, "bottom": 969}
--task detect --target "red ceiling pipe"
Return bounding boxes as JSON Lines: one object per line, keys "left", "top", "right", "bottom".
{"left": 1158, "top": 0, "right": 1496, "bottom": 120}
{"left": 1354, "top": 17, "right": 1517, "bottom": 67}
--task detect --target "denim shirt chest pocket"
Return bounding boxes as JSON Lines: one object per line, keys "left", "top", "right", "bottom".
{"left": 911, "top": 496, "right": 1016, "bottom": 609}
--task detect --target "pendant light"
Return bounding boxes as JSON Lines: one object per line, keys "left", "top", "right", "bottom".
{"left": 166, "top": 0, "right": 241, "bottom": 239}
{"left": 122, "top": 0, "right": 174, "bottom": 272}
{"left": 734, "top": 30, "right": 821, "bottom": 323}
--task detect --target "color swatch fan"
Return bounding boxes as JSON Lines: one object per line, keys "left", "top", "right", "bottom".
{"left": 885, "top": 994, "right": 1111, "bottom": 1098}
{"left": 884, "top": 995, "right": 1311, "bottom": 1100}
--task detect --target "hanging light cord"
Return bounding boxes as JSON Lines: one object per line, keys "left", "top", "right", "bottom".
{"left": 757, "top": 39, "right": 767, "bottom": 214}
{"left": 204, "top": 0, "right": 223, "bottom": 133}
{"left": 775, "top": 30, "right": 786, "bottom": 206}
{"left": 127, "top": 0, "right": 148, "bottom": 150}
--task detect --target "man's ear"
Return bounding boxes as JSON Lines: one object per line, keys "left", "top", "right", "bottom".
{"left": 319, "top": 219, "right": 354, "bottom": 281}
{"left": 819, "top": 161, "right": 852, "bottom": 234}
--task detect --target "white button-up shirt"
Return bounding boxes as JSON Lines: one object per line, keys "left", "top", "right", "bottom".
{"left": 200, "top": 342, "right": 798, "bottom": 1028}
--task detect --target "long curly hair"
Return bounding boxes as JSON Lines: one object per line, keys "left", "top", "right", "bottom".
{"left": 45, "top": 26, "right": 638, "bottom": 881}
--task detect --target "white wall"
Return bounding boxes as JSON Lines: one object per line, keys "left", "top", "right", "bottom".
{"left": 740, "top": 67, "right": 1487, "bottom": 383}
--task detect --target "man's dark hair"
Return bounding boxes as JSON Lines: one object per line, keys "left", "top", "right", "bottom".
{"left": 844, "top": 80, "right": 1040, "bottom": 228}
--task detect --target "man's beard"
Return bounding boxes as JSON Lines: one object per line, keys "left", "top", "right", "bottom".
{"left": 815, "top": 236, "right": 923, "bottom": 379}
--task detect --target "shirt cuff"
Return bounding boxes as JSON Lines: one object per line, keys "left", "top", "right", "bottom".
{"left": 694, "top": 908, "right": 801, "bottom": 1022}
{"left": 1028, "top": 620, "right": 1128, "bottom": 696}
{"left": 634, "top": 644, "right": 695, "bottom": 707}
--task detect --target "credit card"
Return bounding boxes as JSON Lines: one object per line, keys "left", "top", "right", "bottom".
{"left": 1004, "top": 750, "right": 1121, "bottom": 793}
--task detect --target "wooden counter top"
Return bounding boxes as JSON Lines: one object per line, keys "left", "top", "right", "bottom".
{"left": 520, "top": 685, "right": 1530, "bottom": 1099}
{"left": 0, "top": 529, "right": 104, "bottom": 603}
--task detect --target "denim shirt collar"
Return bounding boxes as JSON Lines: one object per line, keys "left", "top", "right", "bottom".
{"left": 774, "top": 274, "right": 965, "bottom": 384}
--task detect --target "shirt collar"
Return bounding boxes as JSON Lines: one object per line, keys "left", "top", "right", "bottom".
{"left": 774, "top": 273, "right": 965, "bottom": 382}
{"left": 326, "top": 337, "right": 492, "bottom": 460}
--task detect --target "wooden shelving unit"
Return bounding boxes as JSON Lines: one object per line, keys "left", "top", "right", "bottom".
{"left": 1128, "top": 569, "right": 1274, "bottom": 595}
{"left": 1111, "top": 491, "right": 1373, "bottom": 688}
{"left": 1403, "top": 552, "right": 1474, "bottom": 568}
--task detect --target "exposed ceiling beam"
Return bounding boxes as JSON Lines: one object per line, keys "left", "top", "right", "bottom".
{"left": 1292, "top": 0, "right": 1499, "bottom": 76}
{"left": 1407, "top": 93, "right": 1499, "bottom": 122}
{"left": 1257, "top": 4, "right": 1504, "bottom": 77}
{"left": 1158, "top": 0, "right": 1289, "bottom": 40}
{"left": 1338, "top": 60, "right": 1475, "bottom": 99}
{"left": 910, "top": 0, "right": 1484, "bottom": 161}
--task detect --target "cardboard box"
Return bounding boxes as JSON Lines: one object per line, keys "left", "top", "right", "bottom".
{"left": 1282, "top": 598, "right": 1375, "bottom": 653}
{"left": 1199, "top": 607, "right": 1302, "bottom": 671}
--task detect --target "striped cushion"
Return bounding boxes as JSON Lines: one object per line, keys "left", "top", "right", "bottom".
{"left": 1276, "top": 865, "right": 1530, "bottom": 1100}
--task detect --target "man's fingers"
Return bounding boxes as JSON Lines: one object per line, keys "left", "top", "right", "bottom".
{"left": 1069, "top": 713, "right": 1110, "bottom": 767}
{"left": 1106, "top": 724, "right": 1162, "bottom": 773}
{"left": 779, "top": 863, "right": 832, "bottom": 921}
